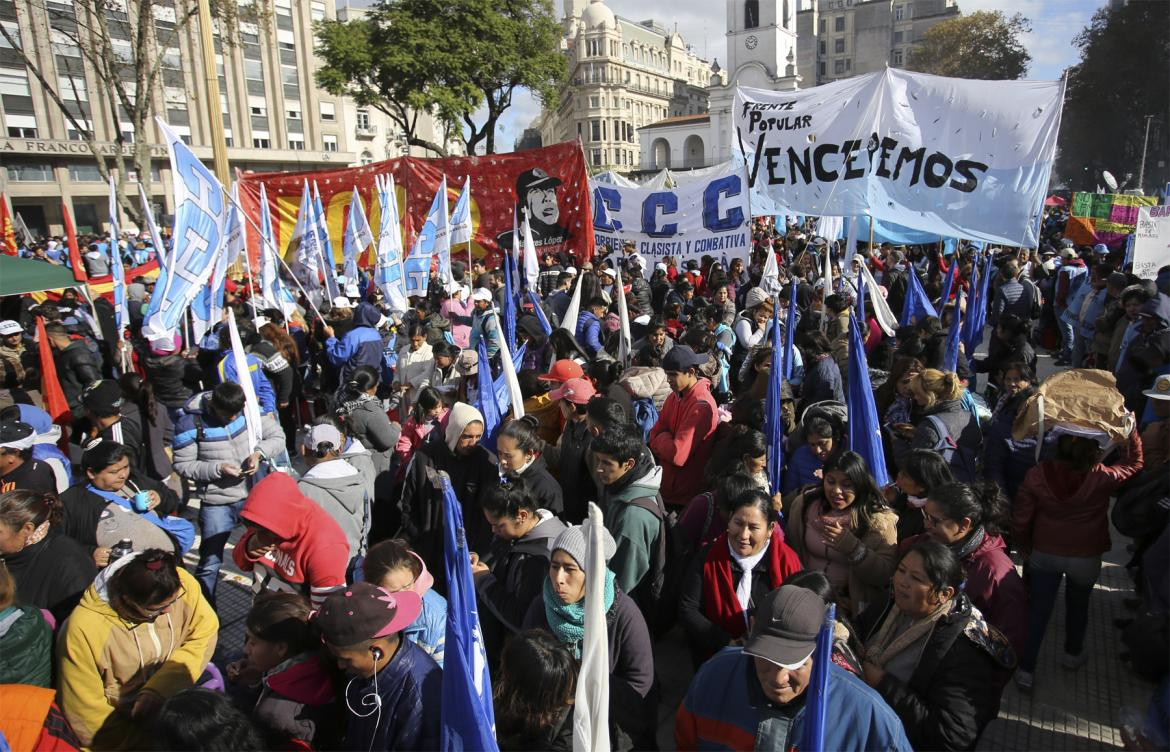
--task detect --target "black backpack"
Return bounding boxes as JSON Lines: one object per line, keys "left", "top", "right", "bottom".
{"left": 625, "top": 494, "right": 688, "bottom": 638}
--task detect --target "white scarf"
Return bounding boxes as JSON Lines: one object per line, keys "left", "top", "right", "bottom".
{"left": 907, "top": 494, "right": 929, "bottom": 509}
{"left": 729, "top": 536, "right": 772, "bottom": 614}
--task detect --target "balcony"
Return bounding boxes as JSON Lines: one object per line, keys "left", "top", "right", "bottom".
{"left": 355, "top": 124, "right": 377, "bottom": 139}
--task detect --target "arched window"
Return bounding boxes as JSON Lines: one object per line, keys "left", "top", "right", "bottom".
{"left": 745, "top": 0, "right": 759, "bottom": 28}
{"left": 360, "top": 150, "right": 374, "bottom": 165}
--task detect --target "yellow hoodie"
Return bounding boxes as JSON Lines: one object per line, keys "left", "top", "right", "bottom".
{"left": 56, "top": 557, "right": 218, "bottom": 749}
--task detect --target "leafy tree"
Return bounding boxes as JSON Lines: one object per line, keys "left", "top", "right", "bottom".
{"left": 0, "top": 0, "right": 255, "bottom": 224}
{"left": 1056, "top": 1, "right": 1169, "bottom": 192}
{"left": 315, "top": 0, "right": 566, "bottom": 156}
{"left": 907, "top": 10, "right": 1031, "bottom": 80}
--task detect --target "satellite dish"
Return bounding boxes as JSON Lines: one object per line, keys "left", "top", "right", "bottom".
{"left": 1102, "top": 170, "right": 1119, "bottom": 192}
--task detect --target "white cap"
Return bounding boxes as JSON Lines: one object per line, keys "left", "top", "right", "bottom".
{"left": 1143, "top": 373, "right": 1170, "bottom": 401}
{"left": 472, "top": 287, "right": 493, "bottom": 302}
{"left": 654, "top": 262, "right": 668, "bottom": 273}
{"left": 331, "top": 296, "right": 353, "bottom": 309}
{"left": 253, "top": 316, "right": 270, "bottom": 330}
{"left": 0, "top": 320, "right": 23, "bottom": 336}
{"left": 302, "top": 423, "right": 344, "bottom": 452}
{"left": 344, "top": 283, "right": 361, "bottom": 298}
{"left": 599, "top": 267, "right": 615, "bottom": 279}
{"left": 565, "top": 266, "right": 578, "bottom": 276}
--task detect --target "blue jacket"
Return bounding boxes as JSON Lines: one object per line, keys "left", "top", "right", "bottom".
{"left": 576, "top": 310, "right": 604, "bottom": 357}
{"left": 342, "top": 638, "right": 441, "bottom": 752}
{"left": 782, "top": 444, "right": 823, "bottom": 494}
{"left": 676, "top": 647, "right": 911, "bottom": 751}
{"left": 402, "top": 589, "right": 447, "bottom": 669}
{"left": 217, "top": 353, "right": 278, "bottom": 415}
{"left": 326, "top": 306, "right": 385, "bottom": 385}
{"left": 470, "top": 309, "right": 501, "bottom": 359}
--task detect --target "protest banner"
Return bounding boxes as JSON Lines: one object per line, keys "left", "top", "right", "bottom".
{"left": 590, "top": 160, "right": 750, "bottom": 274}
{"left": 1069, "top": 191, "right": 1158, "bottom": 247}
{"left": 1132, "top": 205, "right": 1170, "bottom": 280}
{"left": 734, "top": 69, "right": 1064, "bottom": 248}
{"left": 237, "top": 142, "right": 593, "bottom": 271}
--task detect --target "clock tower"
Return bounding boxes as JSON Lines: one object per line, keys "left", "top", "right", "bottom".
{"left": 725, "top": 0, "right": 798, "bottom": 88}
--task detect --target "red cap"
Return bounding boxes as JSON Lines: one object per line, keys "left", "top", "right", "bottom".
{"left": 538, "top": 359, "right": 585, "bottom": 383}
{"left": 548, "top": 377, "right": 597, "bottom": 405}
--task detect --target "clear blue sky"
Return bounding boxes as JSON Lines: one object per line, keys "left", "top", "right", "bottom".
{"left": 488, "top": 0, "right": 1111, "bottom": 152}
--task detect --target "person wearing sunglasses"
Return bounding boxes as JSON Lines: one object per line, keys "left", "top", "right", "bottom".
{"left": 57, "top": 548, "right": 218, "bottom": 750}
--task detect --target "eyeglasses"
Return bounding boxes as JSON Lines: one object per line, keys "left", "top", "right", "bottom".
{"left": 921, "top": 509, "right": 947, "bottom": 528}
{"left": 140, "top": 587, "right": 185, "bottom": 618}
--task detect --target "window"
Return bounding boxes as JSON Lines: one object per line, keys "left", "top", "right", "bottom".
{"left": 161, "top": 47, "right": 182, "bottom": 70}
{"left": 818, "top": 40, "right": 825, "bottom": 54}
{"left": 280, "top": 65, "right": 299, "bottom": 87}
{"left": 834, "top": 16, "right": 845, "bottom": 31}
{"left": 894, "top": 4, "right": 904, "bottom": 20}
{"left": 892, "top": 48, "right": 903, "bottom": 65}
{"left": 592, "top": 148, "right": 601, "bottom": 166}
{"left": 323, "top": 135, "right": 338, "bottom": 152}
{"left": 0, "top": 21, "right": 20, "bottom": 48}
{"left": 50, "top": 29, "right": 82, "bottom": 58}
{"left": 6, "top": 114, "right": 37, "bottom": 138}
{"left": 834, "top": 38, "right": 845, "bottom": 53}
{"left": 590, "top": 120, "right": 601, "bottom": 141}
{"left": 0, "top": 68, "right": 30, "bottom": 97}
{"left": 360, "top": 150, "right": 374, "bottom": 165}
{"left": 845, "top": 58, "right": 852, "bottom": 71}
{"left": 244, "top": 59, "right": 263, "bottom": 81}
{"left": 320, "top": 101, "right": 336, "bottom": 121}
{"left": 893, "top": 31, "right": 903, "bottom": 43}
{"left": 248, "top": 95, "right": 267, "bottom": 117}
{"left": 68, "top": 163, "right": 103, "bottom": 181}
{"left": 6, "top": 163, "right": 53, "bottom": 182}
{"left": 224, "top": 129, "right": 233, "bottom": 147}
{"left": 67, "top": 120, "right": 93, "bottom": 140}
{"left": 289, "top": 135, "right": 305, "bottom": 150}
{"left": 818, "top": 61, "right": 826, "bottom": 76}
{"left": 253, "top": 130, "right": 271, "bottom": 149}
{"left": 834, "top": 59, "right": 845, "bottom": 74}
{"left": 589, "top": 95, "right": 600, "bottom": 108}
{"left": 819, "top": 18, "right": 826, "bottom": 33}
{"left": 356, "top": 108, "right": 370, "bottom": 129}
{"left": 277, "top": 29, "right": 295, "bottom": 51}
{"left": 58, "top": 74, "right": 88, "bottom": 100}
{"left": 219, "top": 92, "right": 229, "bottom": 114}
{"left": 311, "top": 1, "right": 327, "bottom": 21}
{"left": 745, "top": 0, "right": 759, "bottom": 28}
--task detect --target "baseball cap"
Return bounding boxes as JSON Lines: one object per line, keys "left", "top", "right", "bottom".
{"left": 1060, "top": 247, "right": 1077, "bottom": 260}
{"left": 548, "top": 377, "right": 596, "bottom": 405}
{"left": 1143, "top": 374, "right": 1170, "bottom": 401}
{"left": 82, "top": 380, "right": 124, "bottom": 412}
{"left": 565, "top": 266, "right": 578, "bottom": 276}
{"left": 0, "top": 320, "right": 23, "bottom": 336}
{"left": 662, "top": 345, "right": 708, "bottom": 373}
{"left": 314, "top": 582, "right": 423, "bottom": 647}
{"left": 344, "top": 283, "right": 361, "bottom": 298}
{"left": 331, "top": 296, "right": 353, "bottom": 310}
{"left": 539, "top": 359, "right": 585, "bottom": 383}
{"left": 302, "top": 423, "right": 343, "bottom": 452}
{"left": 599, "top": 267, "right": 616, "bottom": 280}
{"left": 742, "top": 585, "right": 826, "bottom": 669}
{"left": 0, "top": 421, "right": 36, "bottom": 451}
{"left": 1092, "top": 243, "right": 1109, "bottom": 255}
{"left": 516, "top": 167, "right": 562, "bottom": 196}
{"left": 471, "top": 288, "right": 493, "bottom": 302}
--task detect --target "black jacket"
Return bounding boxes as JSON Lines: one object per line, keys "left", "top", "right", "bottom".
{"left": 55, "top": 339, "right": 102, "bottom": 411}
{"left": 142, "top": 353, "right": 201, "bottom": 409}
{"left": 857, "top": 593, "right": 1015, "bottom": 751}
{"left": 0, "top": 531, "right": 96, "bottom": 625}
{"left": 511, "top": 456, "right": 563, "bottom": 516}
{"left": 541, "top": 420, "right": 594, "bottom": 525}
{"left": 628, "top": 276, "right": 652, "bottom": 317}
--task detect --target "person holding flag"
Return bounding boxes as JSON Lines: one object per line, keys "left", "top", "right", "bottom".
{"left": 676, "top": 584, "right": 911, "bottom": 751}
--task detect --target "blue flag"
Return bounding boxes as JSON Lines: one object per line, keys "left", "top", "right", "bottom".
{"left": 938, "top": 260, "right": 958, "bottom": 309}
{"left": 764, "top": 295, "right": 785, "bottom": 502}
{"left": 142, "top": 119, "right": 229, "bottom": 342}
{"left": 847, "top": 309, "right": 890, "bottom": 486}
{"left": 783, "top": 278, "right": 798, "bottom": 380}
{"left": 900, "top": 268, "right": 938, "bottom": 327}
{"left": 799, "top": 603, "right": 837, "bottom": 752}
{"left": 342, "top": 187, "right": 373, "bottom": 283}
{"left": 439, "top": 473, "right": 498, "bottom": 752}
{"left": 108, "top": 175, "right": 128, "bottom": 333}
{"left": 492, "top": 342, "right": 527, "bottom": 414}
{"left": 404, "top": 181, "right": 447, "bottom": 298}
{"left": 476, "top": 338, "right": 501, "bottom": 454}
{"left": 527, "top": 290, "right": 553, "bottom": 336}
{"left": 502, "top": 251, "right": 517, "bottom": 353}
{"left": 312, "top": 182, "right": 342, "bottom": 300}
{"left": 943, "top": 289, "right": 964, "bottom": 373}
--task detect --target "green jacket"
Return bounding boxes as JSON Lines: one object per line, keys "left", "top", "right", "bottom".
{"left": 600, "top": 455, "right": 665, "bottom": 596}
{"left": 0, "top": 605, "right": 52, "bottom": 687}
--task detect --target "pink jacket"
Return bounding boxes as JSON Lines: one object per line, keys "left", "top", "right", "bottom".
{"left": 395, "top": 408, "right": 449, "bottom": 478}
{"left": 441, "top": 298, "right": 473, "bottom": 348}
{"left": 649, "top": 378, "right": 718, "bottom": 506}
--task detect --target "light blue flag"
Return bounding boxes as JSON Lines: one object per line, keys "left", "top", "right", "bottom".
{"left": 342, "top": 187, "right": 373, "bottom": 282}
{"left": 404, "top": 181, "right": 448, "bottom": 298}
{"left": 137, "top": 182, "right": 167, "bottom": 269}
{"left": 476, "top": 338, "right": 501, "bottom": 454}
{"left": 107, "top": 175, "right": 128, "bottom": 332}
{"left": 847, "top": 279, "right": 890, "bottom": 486}
{"left": 312, "top": 181, "right": 341, "bottom": 299}
{"left": 439, "top": 472, "right": 499, "bottom": 752}
{"left": 257, "top": 183, "right": 297, "bottom": 315}
{"left": 287, "top": 181, "right": 321, "bottom": 295}
{"left": 450, "top": 177, "right": 472, "bottom": 247}
{"left": 375, "top": 174, "right": 408, "bottom": 312}
{"left": 431, "top": 176, "right": 452, "bottom": 288}
{"left": 527, "top": 290, "right": 553, "bottom": 336}
{"left": 142, "top": 119, "right": 229, "bottom": 342}
{"left": 938, "top": 261, "right": 958, "bottom": 308}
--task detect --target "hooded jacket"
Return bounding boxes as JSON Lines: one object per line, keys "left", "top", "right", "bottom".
{"left": 1, "top": 530, "right": 95, "bottom": 626}
{"left": 541, "top": 418, "right": 594, "bottom": 524}
{"left": 233, "top": 473, "right": 350, "bottom": 609}
{"left": 479, "top": 509, "right": 566, "bottom": 636}
{"left": 648, "top": 378, "right": 718, "bottom": 506}
{"left": 249, "top": 653, "right": 336, "bottom": 748}
{"left": 57, "top": 557, "right": 218, "bottom": 749}
{"left": 325, "top": 303, "right": 385, "bottom": 385}
{"left": 54, "top": 339, "right": 102, "bottom": 412}
{"left": 1117, "top": 294, "right": 1170, "bottom": 412}
{"left": 297, "top": 458, "right": 370, "bottom": 561}
{"left": 341, "top": 396, "right": 397, "bottom": 477}
{"left": 575, "top": 310, "right": 604, "bottom": 357}
{"left": 341, "top": 637, "right": 442, "bottom": 752}
{"left": 510, "top": 455, "right": 564, "bottom": 516}
{"left": 171, "top": 392, "right": 287, "bottom": 507}
{"left": 599, "top": 451, "right": 666, "bottom": 599}
{"left": 0, "top": 604, "right": 52, "bottom": 687}
{"left": 141, "top": 352, "right": 200, "bottom": 409}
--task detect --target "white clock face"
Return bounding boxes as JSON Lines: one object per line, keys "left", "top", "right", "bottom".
{"left": 745, "top": 34, "right": 759, "bottom": 50}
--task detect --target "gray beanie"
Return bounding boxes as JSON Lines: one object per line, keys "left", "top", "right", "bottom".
{"left": 552, "top": 521, "right": 616, "bottom": 575}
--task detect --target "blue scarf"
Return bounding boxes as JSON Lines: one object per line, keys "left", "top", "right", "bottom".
{"left": 543, "top": 569, "right": 616, "bottom": 658}
{"left": 86, "top": 484, "right": 195, "bottom": 555}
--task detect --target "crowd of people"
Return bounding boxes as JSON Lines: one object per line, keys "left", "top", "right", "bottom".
{"left": 0, "top": 211, "right": 1167, "bottom": 752}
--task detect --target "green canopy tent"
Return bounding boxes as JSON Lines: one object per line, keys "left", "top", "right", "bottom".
{"left": 0, "top": 254, "right": 81, "bottom": 296}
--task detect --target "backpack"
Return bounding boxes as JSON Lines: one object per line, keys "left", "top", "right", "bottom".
{"left": 631, "top": 397, "right": 659, "bottom": 443}
{"left": 625, "top": 495, "right": 683, "bottom": 638}
{"left": 923, "top": 414, "right": 981, "bottom": 482}
{"left": 1021, "top": 278, "right": 1042, "bottom": 320}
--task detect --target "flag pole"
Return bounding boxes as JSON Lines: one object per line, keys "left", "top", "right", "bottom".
{"left": 467, "top": 176, "right": 474, "bottom": 273}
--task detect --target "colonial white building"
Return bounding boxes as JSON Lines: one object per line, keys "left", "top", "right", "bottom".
{"left": 537, "top": 0, "right": 716, "bottom": 171}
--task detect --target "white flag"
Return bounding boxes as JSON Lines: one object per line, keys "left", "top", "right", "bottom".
{"left": 612, "top": 263, "right": 632, "bottom": 364}
{"left": 858, "top": 259, "right": 898, "bottom": 337}
{"left": 573, "top": 502, "right": 611, "bottom": 752}
{"left": 226, "top": 308, "right": 263, "bottom": 451}
{"left": 494, "top": 308, "right": 525, "bottom": 420}
{"left": 521, "top": 210, "right": 540, "bottom": 294}
{"left": 559, "top": 274, "right": 583, "bottom": 336}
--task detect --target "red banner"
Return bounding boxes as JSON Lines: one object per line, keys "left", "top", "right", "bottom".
{"left": 236, "top": 142, "right": 594, "bottom": 271}
{"left": 0, "top": 193, "right": 18, "bottom": 256}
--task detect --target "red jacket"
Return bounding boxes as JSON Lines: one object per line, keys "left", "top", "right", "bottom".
{"left": 1013, "top": 431, "right": 1143, "bottom": 558}
{"left": 649, "top": 378, "right": 718, "bottom": 506}
{"left": 234, "top": 473, "right": 350, "bottom": 609}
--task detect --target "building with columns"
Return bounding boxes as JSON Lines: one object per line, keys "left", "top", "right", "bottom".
{"left": 537, "top": 0, "right": 716, "bottom": 172}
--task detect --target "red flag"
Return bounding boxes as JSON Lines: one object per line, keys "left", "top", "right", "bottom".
{"left": 62, "top": 200, "right": 88, "bottom": 283}
{"left": 35, "top": 317, "right": 72, "bottom": 447}
{"left": 0, "top": 193, "right": 18, "bottom": 256}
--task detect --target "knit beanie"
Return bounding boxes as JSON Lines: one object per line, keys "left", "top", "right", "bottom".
{"left": 552, "top": 520, "right": 616, "bottom": 576}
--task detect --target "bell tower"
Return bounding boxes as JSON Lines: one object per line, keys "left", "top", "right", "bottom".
{"left": 725, "top": 0, "right": 798, "bottom": 87}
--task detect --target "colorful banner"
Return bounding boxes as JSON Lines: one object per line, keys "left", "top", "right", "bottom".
{"left": 735, "top": 69, "right": 1065, "bottom": 248}
{"left": 237, "top": 142, "right": 593, "bottom": 271}
{"left": 590, "top": 160, "right": 750, "bottom": 274}
{"left": 1069, "top": 191, "right": 1158, "bottom": 247}
{"left": 1132, "top": 205, "right": 1170, "bottom": 280}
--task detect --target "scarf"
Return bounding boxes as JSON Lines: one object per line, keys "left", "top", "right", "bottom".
{"left": 339, "top": 392, "right": 377, "bottom": 417}
{"left": 543, "top": 569, "right": 616, "bottom": 658}
{"left": 906, "top": 494, "right": 929, "bottom": 509}
{"left": 732, "top": 538, "right": 771, "bottom": 614}
{"left": 865, "top": 599, "right": 951, "bottom": 669}
{"left": 701, "top": 528, "right": 800, "bottom": 640}
{"left": 953, "top": 525, "right": 986, "bottom": 561}
{"left": 87, "top": 484, "right": 196, "bottom": 555}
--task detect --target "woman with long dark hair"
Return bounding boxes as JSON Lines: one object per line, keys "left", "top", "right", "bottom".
{"left": 494, "top": 630, "right": 578, "bottom": 751}
{"left": 337, "top": 364, "right": 397, "bottom": 487}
